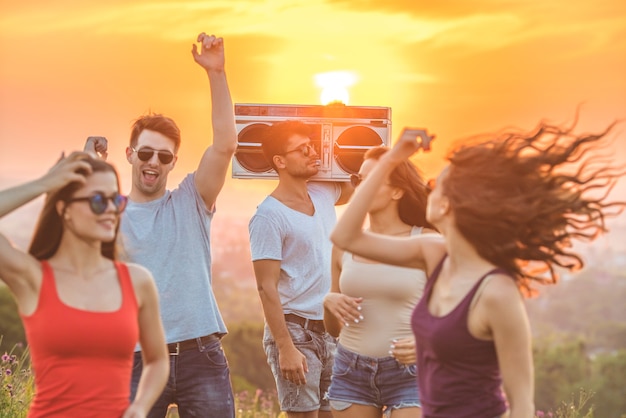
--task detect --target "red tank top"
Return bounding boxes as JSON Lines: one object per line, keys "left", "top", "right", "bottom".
{"left": 411, "top": 255, "right": 508, "bottom": 418}
{"left": 21, "top": 261, "right": 139, "bottom": 418}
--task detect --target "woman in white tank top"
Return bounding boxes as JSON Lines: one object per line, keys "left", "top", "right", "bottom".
{"left": 324, "top": 146, "right": 437, "bottom": 418}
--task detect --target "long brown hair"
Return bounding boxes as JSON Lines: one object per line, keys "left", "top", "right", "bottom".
{"left": 28, "top": 157, "right": 123, "bottom": 261}
{"left": 364, "top": 146, "right": 435, "bottom": 229}
{"left": 444, "top": 121, "right": 625, "bottom": 294}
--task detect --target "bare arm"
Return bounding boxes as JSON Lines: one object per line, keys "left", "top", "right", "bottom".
{"left": 483, "top": 277, "right": 535, "bottom": 418}
{"left": 123, "top": 264, "right": 169, "bottom": 418}
{"left": 323, "top": 246, "right": 362, "bottom": 338}
{"left": 253, "top": 259, "right": 308, "bottom": 386}
{"left": 331, "top": 162, "right": 441, "bottom": 270}
{"left": 0, "top": 153, "right": 92, "bottom": 306}
{"left": 191, "top": 33, "right": 238, "bottom": 209}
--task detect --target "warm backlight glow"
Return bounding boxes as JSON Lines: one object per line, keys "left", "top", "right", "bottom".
{"left": 315, "top": 71, "right": 358, "bottom": 105}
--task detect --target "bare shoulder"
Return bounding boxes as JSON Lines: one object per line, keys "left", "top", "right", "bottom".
{"left": 480, "top": 272, "right": 525, "bottom": 309}
{"left": 124, "top": 262, "right": 157, "bottom": 288}
{"left": 412, "top": 231, "right": 445, "bottom": 256}
{"left": 123, "top": 263, "right": 159, "bottom": 308}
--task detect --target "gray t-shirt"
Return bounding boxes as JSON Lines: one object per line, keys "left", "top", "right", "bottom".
{"left": 119, "top": 173, "right": 226, "bottom": 346}
{"left": 249, "top": 182, "right": 340, "bottom": 320}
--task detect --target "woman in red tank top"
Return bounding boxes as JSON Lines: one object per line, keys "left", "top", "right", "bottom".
{"left": 0, "top": 152, "right": 169, "bottom": 418}
{"left": 331, "top": 123, "right": 625, "bottom": 418}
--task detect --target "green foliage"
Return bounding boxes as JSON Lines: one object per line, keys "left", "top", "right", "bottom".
{"left": 0, "top": 343, "right": 34, "bottom": 418}
{"left": 587, "top": 350, "right": 626, "bottom": 417}
{"left": 222, "top": 322, "right": 276, "bottom": 391}
{"left": 534, "top": 338, "right": 591, "bottom": 412}
{"left": 0, "top": 286, "right": 26, "bottom": 355}
{"left": 534, "top": 339, "right": 626, "bottom": 417}
{"left": 535, "top": 388, "right": 595, "bottom": 418}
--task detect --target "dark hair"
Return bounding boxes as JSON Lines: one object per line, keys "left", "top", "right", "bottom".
{"left": 444, "top": 121, "right": 625, "bottom": 294}
{"left": 130, "top": 113, "right": 181, "bottom": 152}
{"left": 363, "top": 146, "right": 435, "bottom": 230}
{"left": 28, "top": 157, "right": 123, "bottom": 261}
{"left": 261, "top": 121, "right": 312, "bottom": 171}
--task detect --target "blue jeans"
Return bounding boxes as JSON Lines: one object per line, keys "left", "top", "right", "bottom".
{"left": 263, "top": 322, "right": 336, "bottom": 413}
{"left": 131, "top": 338, "right": 235, "bottom": 418}
{"left": 327, "top": 343, "right": 420, "bottom": 413}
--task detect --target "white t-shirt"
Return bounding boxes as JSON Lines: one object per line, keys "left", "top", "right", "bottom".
{"left": 249, "top": 182, "right": 340, "bottom": 320}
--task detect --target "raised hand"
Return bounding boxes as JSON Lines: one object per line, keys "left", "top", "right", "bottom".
{"left": 84, "top": 136, "right": 108, "bottom": 160}
{"left": 191, "top": 32, "right": 225, "bottom": 72}
{"left": 42, "top": 151, "right": 93, "bottom": 192}
{"left": 387, "top": 128, "right": 435, "bottom": 163}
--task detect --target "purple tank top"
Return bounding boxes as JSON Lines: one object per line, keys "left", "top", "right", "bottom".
{"left": 411, "top": 255, "right": 508, "bottom": 418}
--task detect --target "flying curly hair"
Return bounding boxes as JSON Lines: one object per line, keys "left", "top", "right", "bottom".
{"left": 443, "top": 120, "right": 625, "bottom": 295}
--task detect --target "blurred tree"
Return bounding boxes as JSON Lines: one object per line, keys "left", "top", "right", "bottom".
{"left": 221, "top": 322, "right": 275, "bottom": 392}
{"left": 0, "top": 286, "right": 26, "bottom": 354}
{"left": 589, "top": 350, "right": 626, "bottom": 417}
{"left": 534, "top": 337, "right": 591, "bottom": 413}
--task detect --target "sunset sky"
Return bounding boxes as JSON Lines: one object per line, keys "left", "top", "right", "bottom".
{"left": 1, "top": 0, "right": 625, "bottom": 237}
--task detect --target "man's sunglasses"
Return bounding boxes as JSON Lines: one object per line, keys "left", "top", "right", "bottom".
{"left": 131, "top": 146, "right": 175, "bottom": 164}
{"left": 66, "top": 192, "right": 128, "bottom": 215}
{"left": 281, "top": 143, "right": 316, "bottom": 158}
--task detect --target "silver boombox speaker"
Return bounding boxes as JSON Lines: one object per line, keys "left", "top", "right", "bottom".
{"left": 232, "top": 103, "right": 392, "bottom": 180}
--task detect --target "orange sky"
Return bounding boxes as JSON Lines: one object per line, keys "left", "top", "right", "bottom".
{"left": 1, "top": 0, "right": 626, "bottom": 229}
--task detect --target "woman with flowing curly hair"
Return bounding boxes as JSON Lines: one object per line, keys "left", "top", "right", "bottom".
{"left": 331, "top": 121, "right": 624, "bottom": 418}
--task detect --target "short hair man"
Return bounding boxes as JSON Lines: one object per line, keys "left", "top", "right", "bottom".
{"left": 86, "top": 32, "right": 237, "bottom": 418}
{"left": 249, "top": 120, "right": 354, "bottom": 418}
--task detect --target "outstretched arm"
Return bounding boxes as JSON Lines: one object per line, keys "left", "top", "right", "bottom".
{"left": 191, "top": 32, "right": 238, "bottom": 210}
{"left": 330, "top": 136, "right": 436, "bottom": 270}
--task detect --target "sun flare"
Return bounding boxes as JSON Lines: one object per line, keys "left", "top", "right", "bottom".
{"left": 314, "top": 71, "right": 358, "bottom": 105}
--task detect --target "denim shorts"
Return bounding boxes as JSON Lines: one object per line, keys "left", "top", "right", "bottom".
{"left": 263, "top": 321, "right": 336, "bottom": 413}
{"left": 327, "top": 343, "right": 420, "bottom": 413}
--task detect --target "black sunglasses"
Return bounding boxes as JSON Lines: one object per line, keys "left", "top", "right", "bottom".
{"left": 131, "top": 146, "right": 175, "bottom": 164}
{"left": 281, "top": 143, "right": 316, "bottom": 157}
{"left": 350, "top": 173, "right": 396, "bottom": 189}
{"left": 66, "top": 192, "right": 128, "bottom": 215}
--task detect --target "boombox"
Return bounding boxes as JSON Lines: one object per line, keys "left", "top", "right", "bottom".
{"left": 232, "top": 103, "right": 391, "bottom": 180}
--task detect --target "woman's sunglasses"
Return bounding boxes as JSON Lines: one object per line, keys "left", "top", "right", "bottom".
{"left": 131, "top": 146, "right": 175, "bottom": 164}
{"left": 66, "top": 192, "right": 128, "bottom": 215}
